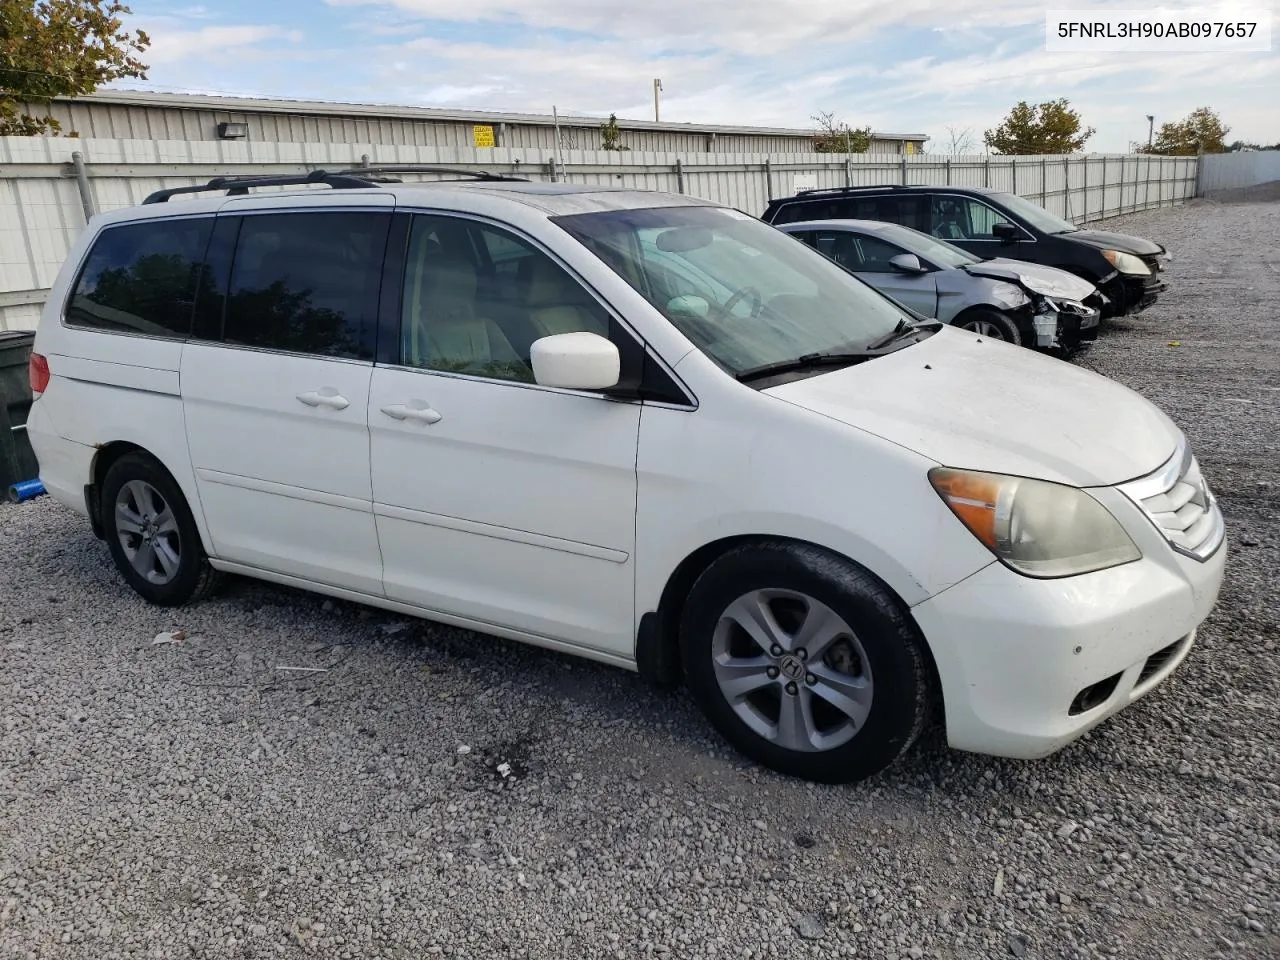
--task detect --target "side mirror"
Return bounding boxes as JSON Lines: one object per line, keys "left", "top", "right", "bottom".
{"left": 888, "top": 253, "right": 927, "bottom": 274}
{"left": 530, "top": 332, "right": 620, "bottom": 391}
{"left": 992, "top": 221, "right": 1020, "bottom": 242}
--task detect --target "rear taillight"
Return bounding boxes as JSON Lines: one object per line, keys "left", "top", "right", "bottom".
{"left": 29, "top": 352, "right": 50, "bottom": 398}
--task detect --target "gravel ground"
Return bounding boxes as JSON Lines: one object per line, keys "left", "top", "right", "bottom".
{"left": 2, "top": 199, "right": 1278, "bottom": 960}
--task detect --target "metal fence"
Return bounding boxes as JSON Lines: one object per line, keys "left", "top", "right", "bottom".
{"left": 1, "top": 136, "right": 1199, "bottom": 331}
{"left": 1198, "top": 150, "right": 1280, "bottom": 194}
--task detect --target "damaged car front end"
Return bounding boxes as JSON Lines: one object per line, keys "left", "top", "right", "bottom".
{"left": 963, "top": 259, "right": 1105, "bottom": 354}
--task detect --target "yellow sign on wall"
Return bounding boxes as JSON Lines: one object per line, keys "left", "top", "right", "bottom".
{"left": 473, "top": 124, "right": 496, "bottom": 148}
{"left": 905, "top": 141, "right": 916, "bottom": 155}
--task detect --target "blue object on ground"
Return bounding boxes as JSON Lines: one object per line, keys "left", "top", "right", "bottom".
{"left": 7, "top": 478, "right": 44, "bottom": 503}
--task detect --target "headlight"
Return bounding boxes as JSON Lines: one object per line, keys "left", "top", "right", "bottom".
{"left": 1101, "top": 250, "right": 1151, "bottom": 276}
{"left": 988, "top": 281, "right": 1030, "bottom": 308}
{"left": 929, "top": 468, "right": 1141, "bottom": 578}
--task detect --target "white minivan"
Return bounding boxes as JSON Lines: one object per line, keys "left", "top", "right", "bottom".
{"left": 26, "top": 170, "right": 1226, "bottom": 784}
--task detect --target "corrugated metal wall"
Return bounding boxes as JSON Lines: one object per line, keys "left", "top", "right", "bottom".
{"left": 1198, "top": 150, "right": 1280, "bottom": 193}
{"left": 0, "top": 136, "right": 1198, "bottom": 331}
{"left": 25, "top": 99, "right": 893, "bottom": 155}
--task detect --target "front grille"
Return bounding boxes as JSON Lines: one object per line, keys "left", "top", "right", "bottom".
{"left": 1119, "top": 442, "right": 1225, "bottom": 561}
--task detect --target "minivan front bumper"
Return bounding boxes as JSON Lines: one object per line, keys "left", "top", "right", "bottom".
{"left": 911, "top": 522, "right": 1225, "bottom": 760}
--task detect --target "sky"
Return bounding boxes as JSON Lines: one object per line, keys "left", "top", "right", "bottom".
{"left": 109, "top": 0, "right": 1280, "bottom": 152}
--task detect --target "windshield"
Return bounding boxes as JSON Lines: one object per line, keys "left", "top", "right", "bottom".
{"left": 552, "top": 205, "right": 912, "bottom": 376}
{"left": 990, "top": 191, "right": 1079, "bottom": 235}
{"left": 870, "top": 223, "right": 978, "bottom": 268}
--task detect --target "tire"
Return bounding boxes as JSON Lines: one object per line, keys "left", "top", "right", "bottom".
{"left": 101, "top": 452, "right": 221, "bottom": 606}
{"left": 679, "top": 541, "right": 932, "bottom": 784}
{"left": 953, "top": 308, "right": 1023, "bottom": 346}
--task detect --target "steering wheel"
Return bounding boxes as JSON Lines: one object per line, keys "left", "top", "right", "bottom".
{"left": 721, "top": 286, "right": 764, "bottom": 320}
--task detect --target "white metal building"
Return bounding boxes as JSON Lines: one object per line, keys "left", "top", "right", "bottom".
{"left": 30, "top": 91, "right": 931, "bottom": 156}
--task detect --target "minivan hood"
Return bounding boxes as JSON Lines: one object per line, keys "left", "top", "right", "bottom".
{"left": 764, "top": 327, "right": 1181, "bottom": 487}
{"left": 963, "top": 259, "right": 1098, "bottom": 301}
{"left": 1063, "top": 228, "right": 1165, "bottom": 257}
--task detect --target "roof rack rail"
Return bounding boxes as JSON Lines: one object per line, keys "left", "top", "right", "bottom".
{"left": 793, "top": 183, "right": 923, "bottom": 197}
{"left": 142, "top": 169, "right": 381, "bottom": 204}
{"left": 338, "top": 164, "right": 530, "bottom": 182}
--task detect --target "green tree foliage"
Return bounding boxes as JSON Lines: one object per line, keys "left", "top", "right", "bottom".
{"left": 1147, "top": 107, "right": 1230, "bottom": 156}
{"left": 600, "top": 113, "right": 628, "bottom": 151}
{"left": 811, "top": 112, "right": 871, "bottom": 153}
{"left": 0, "top": 0, "right": 150, "bottom": 136}
{"left": 983, "top": 99, "right": 1095, "bottom": 155}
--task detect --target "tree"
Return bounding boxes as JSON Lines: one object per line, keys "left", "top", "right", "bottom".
{"left": 0, "top": 0, "right": 150, "bottom": 136}
{"left": 942, "top": 125, "right": 976, "bottom": 155}
{"left": 983, "top": 99, "right": 1095, "bottom": 155}
{"left": 1147, "top": 107, "right": 1230, "bottom": 156}
{"left": 599, "top": 113, "right": 628, "bottom": 151}
{"left": 811, "top": 112, "right": 871, "bottom": 153}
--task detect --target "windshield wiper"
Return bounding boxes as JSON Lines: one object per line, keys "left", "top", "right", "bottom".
{"left": 863, "top": 318, "right": 944, "bottom": 352}
{"left": 735, "top": 351, "right": 876, "bottom": 384}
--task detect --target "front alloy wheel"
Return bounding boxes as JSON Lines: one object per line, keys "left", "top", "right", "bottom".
{"left": 712, "top": 589, "right": 874, "bottom": 753}
{"left": 955, "top": 308, "right": 1022, "bottom": 345}
{"left": 680, "top": 541, "right": 932, "bottom": 784}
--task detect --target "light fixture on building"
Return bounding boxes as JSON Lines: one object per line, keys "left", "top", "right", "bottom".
{"left": 217, "top": 122, "right": 249, "bottom": 140}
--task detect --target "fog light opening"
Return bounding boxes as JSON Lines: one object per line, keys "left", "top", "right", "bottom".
{"left": 1069, "top": 672, "right": 1123, "bottom": 716}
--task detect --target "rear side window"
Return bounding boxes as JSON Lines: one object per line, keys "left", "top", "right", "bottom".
{"left": 770, "top": 199, "right": 854, "bottom": 224}
{"left": 219, "top": 211, "right": 391, "bottom": 360}
{"left": 769, "top": 194, "right": 929, "bottom": 231}
{"left": 66, "top": 218, "right": 213, "bottom": 337}
{"left": 770, "top": 201, "right": 817, "bottom": 225}
{"left": 875, "top": 196, "right": 929, "bottom": 232}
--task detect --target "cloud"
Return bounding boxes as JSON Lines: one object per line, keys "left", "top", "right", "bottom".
{"left": 114, "top": 0, "right": 1280, "bottom": 151}
{"left": 325, "top": 0, "right": 1044, "bottom": 53}
{"left": 142, "top": 24, "right": 305, "bottom": 66}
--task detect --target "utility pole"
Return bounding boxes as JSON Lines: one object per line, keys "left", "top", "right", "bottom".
{"left": 552, "top": 105, "right": 564, "bottom": 181}
{"left": 1146, "top": 114, "right": 1154, "bottom": 150}
{"left": 653, "top": 78, "right": 663, "bottom": 123}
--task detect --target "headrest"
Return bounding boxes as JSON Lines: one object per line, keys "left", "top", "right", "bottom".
{"left": 525, "top": 255, "right": 569, "bottom": 305}
{"left": 420, "top": 254, "right": 478, "bottom": 320}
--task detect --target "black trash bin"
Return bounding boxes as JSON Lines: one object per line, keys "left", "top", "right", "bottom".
{"left": 0, "top": 330, "right": 40, "bottom": 493}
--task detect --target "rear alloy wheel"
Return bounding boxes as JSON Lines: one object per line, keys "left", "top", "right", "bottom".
{"left": 954, "top": 308, "right": 1022, "bottom": 345}
{"left": 680, "top": 542, "right": 931, "bottom": 784}
{"left": 101, "top": 453, "right": 221, "bottom": 606}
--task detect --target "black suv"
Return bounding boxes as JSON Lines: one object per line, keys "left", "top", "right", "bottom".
{"left": 762, "top": 185, "right": 1169, "bottom": 318}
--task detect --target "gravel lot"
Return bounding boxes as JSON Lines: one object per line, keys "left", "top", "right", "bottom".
{"left": 2, "top": 197, "right": 1278, "bottom": 960}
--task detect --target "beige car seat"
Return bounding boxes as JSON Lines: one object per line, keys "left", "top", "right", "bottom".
{"left": 404, "top": 252, "right": 526, "bottom": 377}
{"left": 522, "top": 255, "right": 608, "bottom": 339}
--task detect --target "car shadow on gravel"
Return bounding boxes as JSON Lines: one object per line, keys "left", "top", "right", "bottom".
{"left": 34, "top": 536, "right": 1214, "bottom": 807}
{"left": 195, "top": 569, "right": 1144, "bottom": 820}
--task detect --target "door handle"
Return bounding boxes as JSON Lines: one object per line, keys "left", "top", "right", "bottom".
{"left": 297, "top": 388, "right": 349, "bottom": 411}
{"left": 381, "top": 401, "right": 442, "bottom": 425}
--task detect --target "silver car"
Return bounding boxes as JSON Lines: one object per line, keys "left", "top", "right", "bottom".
{"left": 777, "top": 219, "right": 1103, "bottom": 352}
